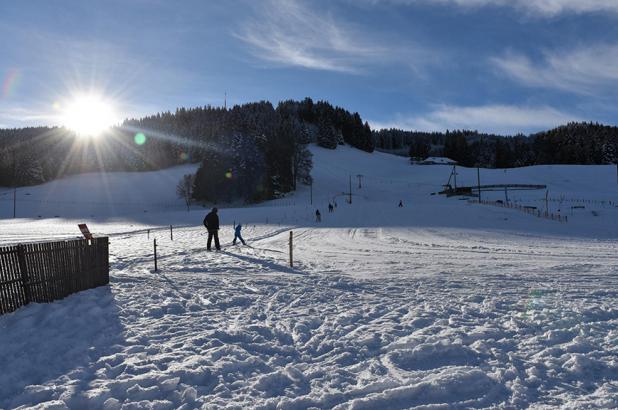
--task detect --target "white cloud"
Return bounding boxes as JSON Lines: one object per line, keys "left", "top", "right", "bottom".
{"left": 370, "top": 104, "right": 579, "bottom": 134}
{"left": 0, "top": 106, "right": 57, "bottom": 125}
{"left": 360, "top": 0, "right": 618, "bottom": 16}
{"left": 491, "top": 45, "right": 618, "bottom": 94}
{"left": 237, "top": 0, "right": 402, "bottom": 73}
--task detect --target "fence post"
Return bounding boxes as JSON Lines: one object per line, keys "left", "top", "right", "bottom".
{"left": 289, "top": 231, "right": 293, "bottom": 268}
{"left": 154, "top": 239, "right": 158, "bottom": 272}
{"left": 147, "top": 229, "right": 150, "bottom": 239}
{"left": 349, "top": 175, "right": 352, "bottom": 204}
{"left": 477, "top": 167, "right": 481, "bottom": 201}
{"left": 170, "top": 225, "right": 173, "bottom": 241}
{"left": 17, "top": 245, "right": 31, "bottom": 304}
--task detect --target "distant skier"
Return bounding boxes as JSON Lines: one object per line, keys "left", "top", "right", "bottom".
{"left": 203, "top": 207, "right": 221, "bottom": 251}
{"left": 328, "top": 203, "right": 334, "bottom": 213}
{"left": 233, "top": 222, "right": 246, "bottom": 245}
{"left": 315, "top": 209, "right": 321, "bottom": 222}
{"left": 398, "top": 200, "right": 404, "bottom": 208}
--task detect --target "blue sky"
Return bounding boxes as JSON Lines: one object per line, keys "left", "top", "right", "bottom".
{"left": 1, "top": 0, "right": 618, "bottom": 135}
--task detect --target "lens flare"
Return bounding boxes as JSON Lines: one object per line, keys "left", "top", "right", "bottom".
{"left": 134, "top": 133, "right": 147, "bottom": 145}
{"left": 225, "top": 169, "right": 233, "bottom": 179}
{"left": 2, "top": 69, "right": 21, "bottom": 98}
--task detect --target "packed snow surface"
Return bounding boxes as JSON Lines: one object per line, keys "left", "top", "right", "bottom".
{"left": 1, "top": 145, "right": 617, "bottom": 409}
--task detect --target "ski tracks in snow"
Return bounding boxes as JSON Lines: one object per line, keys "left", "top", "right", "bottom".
{"left": 1, "top": 224, "right": 617, "bottom": 408}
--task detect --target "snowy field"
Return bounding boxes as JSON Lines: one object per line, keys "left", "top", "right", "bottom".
{"left": 1, "top": 146, "right": 617, "bottom": 409}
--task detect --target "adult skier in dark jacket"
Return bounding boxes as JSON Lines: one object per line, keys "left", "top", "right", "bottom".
{"left": 203, "top": 207, "right": 220, "bottom": 251}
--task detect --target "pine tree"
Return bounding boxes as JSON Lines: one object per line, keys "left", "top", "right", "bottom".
{"left": 494, "top": 139, "right": 512, "bottom": 168}
{"left": 317, "top": 117, "right": 337, "bottom": 149}
{"left": 602, "top": 141, "right": 617, "bottom": 164}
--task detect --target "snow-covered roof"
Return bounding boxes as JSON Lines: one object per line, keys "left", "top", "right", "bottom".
{"left": 416, "top": 157, "right": 457, "bottom": 165}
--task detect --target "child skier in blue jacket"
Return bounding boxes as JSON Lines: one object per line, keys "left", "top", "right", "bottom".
{"left": 233, "top": 223, "right": 246, "bottom": 245}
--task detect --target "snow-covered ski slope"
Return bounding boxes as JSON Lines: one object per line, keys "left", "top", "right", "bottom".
{"left": 0, "top": 164, "right": 200, "bottom": 221}
{"left": 1, "top": 145, "right": 617, "bottom": 409}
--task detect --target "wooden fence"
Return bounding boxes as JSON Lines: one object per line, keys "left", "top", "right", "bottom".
{"left": 0, "top": 237, "right": 109, "bottom": 315}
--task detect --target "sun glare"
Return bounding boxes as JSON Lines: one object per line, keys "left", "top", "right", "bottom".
{"left": 61, "top": 93, "right": 117, "bottom": 137}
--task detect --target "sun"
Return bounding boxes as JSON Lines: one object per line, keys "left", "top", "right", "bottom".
{"left": 60, "top": 93, "right": 117, "bottom": 137}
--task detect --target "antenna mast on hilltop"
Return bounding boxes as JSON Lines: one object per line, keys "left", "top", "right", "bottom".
{"left": 224, "top": 92, "right": 227, "bottom": 110}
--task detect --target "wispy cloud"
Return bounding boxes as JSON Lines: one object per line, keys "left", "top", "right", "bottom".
{"left": 0, "top": 105, "right": 59, "bottom": 127}
{"left": 371, "top": 104, "right": 580, "bottom": 134}
{"left": 236, "top": 0, "right": 400, "bottom": 73}
{"left": 491, "top": 45, "right": 618, "bottom": 95}
{"left": 359, "top": 0, "right": 618, "bottom": 17}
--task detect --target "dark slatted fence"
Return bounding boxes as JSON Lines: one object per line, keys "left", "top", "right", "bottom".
{"left": 0, "top": 237, "right": 109, "bottom": 315}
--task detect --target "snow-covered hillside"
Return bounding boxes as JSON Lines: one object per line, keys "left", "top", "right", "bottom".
{"left": 4, "top": 145, "right": 618, "bottom": 238}
{"left": 0, "top": 164, "right": 200, "bottom": 221}
{"left": 0, "top": 146, "right": 617, "bottom": 409}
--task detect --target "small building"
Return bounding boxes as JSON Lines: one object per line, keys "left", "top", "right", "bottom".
{"left": 412, "top": 157, "right": 457, "bottom": 165}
